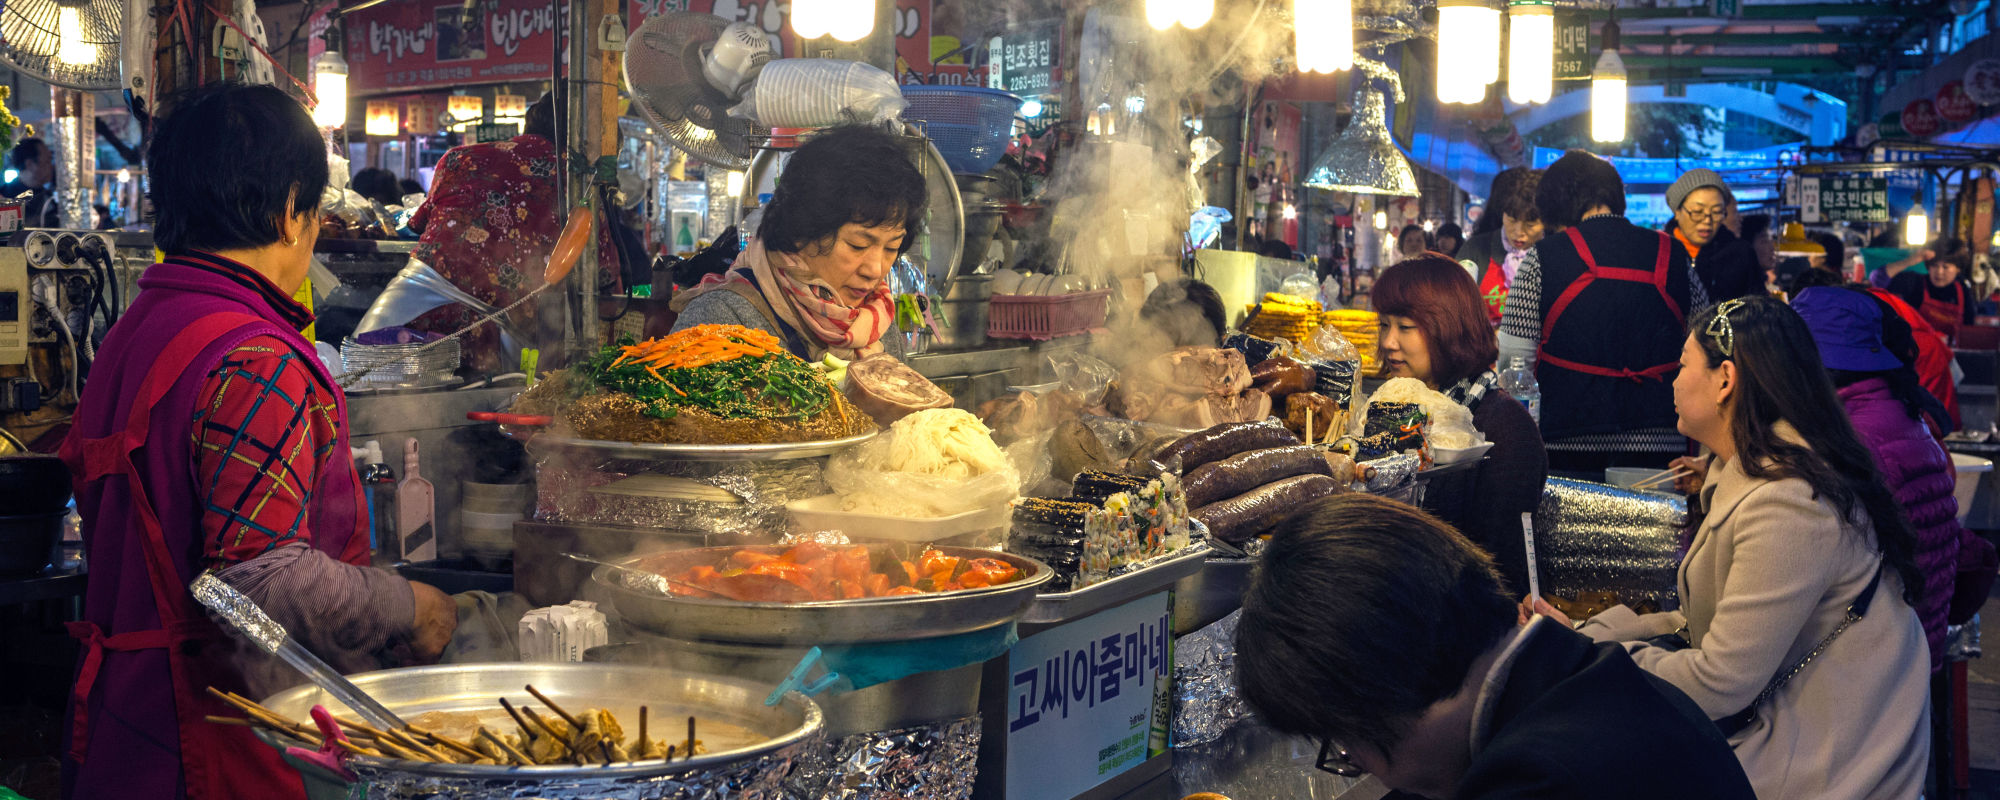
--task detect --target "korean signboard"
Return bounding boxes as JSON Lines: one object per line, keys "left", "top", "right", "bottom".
{"left": 992, "top": 19, "right": 1059, "bottom": 95}
{"left": 1004, "top": 594, "right": 1172, "bottom": 800}
{"left": 1554, "top": 11, "right": 1591, "bottom": 81}
{"left": 1814, "top": 176, "right": 1890, "bottom": 223}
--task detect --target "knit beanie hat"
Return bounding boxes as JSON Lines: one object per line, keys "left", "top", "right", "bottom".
{"left": 1665, "top": 168, "right": 1732, "bottom": 212}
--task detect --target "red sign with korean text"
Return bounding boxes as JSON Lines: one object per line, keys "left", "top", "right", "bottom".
{"left": 1902, "top": 99, "right": 1942, "bottom": 138}
{"left": 1937, "top": 81, "right": 1978, "bottom": 124}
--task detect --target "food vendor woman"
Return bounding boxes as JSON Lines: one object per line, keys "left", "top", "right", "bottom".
{"left": 670, "top": 125, "right": 925, "bottom": 360}
{"left": 1373, "top": 255, "right": 1548, "bottom": 596}
{"left": 59, "top": 84, "right": 458, "bottom": 799}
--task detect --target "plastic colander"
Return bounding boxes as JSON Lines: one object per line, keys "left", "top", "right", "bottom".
{"left": 900, "top": 85, "right": 1024, "bottom": 175}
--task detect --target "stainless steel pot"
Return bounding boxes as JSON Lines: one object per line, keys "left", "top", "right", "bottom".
{"left": 598, "top": 545, "right": 1051, "bottom": 646}
{"left": 254, "top": 663, "right": 822, "bottom": 800}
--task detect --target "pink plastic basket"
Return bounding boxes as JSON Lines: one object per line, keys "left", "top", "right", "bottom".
{"left": 987, "top": 290, "right": 1112, "bottom": 340}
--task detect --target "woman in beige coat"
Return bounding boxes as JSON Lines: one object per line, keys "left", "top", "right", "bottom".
{"left": 1534, "top": 297, "right": 1931, "bottom": 799}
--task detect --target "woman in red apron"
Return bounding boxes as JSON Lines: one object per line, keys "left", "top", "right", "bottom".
{"left": 60, "top": 84, "right": 455, "bottom": 800}
{"left": 1456, "top": 167, "right": 1546, "bottom": 324}
{"left": 1889, "top": 248, "right": 1973, "bottom": 345}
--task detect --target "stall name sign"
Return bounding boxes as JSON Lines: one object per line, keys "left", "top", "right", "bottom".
{"left": 1902, "top": 99, "right": 1942, "bottom": 138}
{"left": 1801, "top": 176, "right": 1889, "bottom": 224}
{"left": 993, "top": 20, "right": 1059, "bottom": 95}
{"left": 1937, "top": 81, "right": 1977, "bottom": 124}
{"left": 1005, "top": 593, "right": 1171, "bottom": 800}
{"left": 1554, "top": 11, "right": 1591, "bottom": 81}
{"left": 346, "top": 0, "right": 580, "bottom": 92}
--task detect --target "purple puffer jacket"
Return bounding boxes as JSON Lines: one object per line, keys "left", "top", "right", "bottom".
{"left": 1838, "top": 377, "right": 1960, "bottom": 672}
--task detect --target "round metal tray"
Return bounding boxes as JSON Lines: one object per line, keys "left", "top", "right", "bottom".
{"left": 253, "top": 663, "right": 821, "bottom": 787}
{"left": 598, "top": 545, "right": 1052, "bottom": 645}
{"left": 504, "top": 427, "right": 877, "bottom": 462}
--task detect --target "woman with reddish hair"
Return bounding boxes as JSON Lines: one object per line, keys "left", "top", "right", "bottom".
{"left": 1374, "top": 255, "right": 1548, "bottom": 595}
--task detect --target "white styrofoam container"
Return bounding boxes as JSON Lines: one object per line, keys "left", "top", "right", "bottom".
{"left": 785, "top": 494, "right": 1011, "bottom": 543}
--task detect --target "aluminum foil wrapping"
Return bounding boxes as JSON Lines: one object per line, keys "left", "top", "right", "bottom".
{"left": 1535, "top": 478, "right": 1686, "bottom": 608}
{"left": 1171, "top": 720, "right": 1363, "bottom": 800}
{"left": 784, "top": 716, "right": 982, "bottom": 800}
{"left": 535, "top": 452, "right": 829, "bottom": 537}
{"left": 343, "top": 737, "right": 815, "bottom": 800}
{"left": 1172, "top": 610, "right": 1248, "bottom": 749}
{"left": 1361, "top": 452, "right": 1420, "bottom": 503}
{"left": 189, "top": 572, "right": 288, "bottom": 655}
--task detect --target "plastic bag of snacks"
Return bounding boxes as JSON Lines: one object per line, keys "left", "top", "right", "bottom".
{"left": 1320, "top": 309, "right": 1380, "bottom": 371}
{"left": 1244, "top": 292, "right": 1323, "bottom": 344}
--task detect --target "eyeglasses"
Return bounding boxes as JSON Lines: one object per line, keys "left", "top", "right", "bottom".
{"left": 1316, "top": 736, "right": 1366, "bottom": 777}
{"left": 1706, "top": 298, "right": 1746, "bottom": 357}
{"left": 1679, "top": 207, "right": 1726, "bottom": 222}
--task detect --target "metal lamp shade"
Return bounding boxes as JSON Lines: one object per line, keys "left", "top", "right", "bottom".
{"left": 1303, "top": 88, "right": 1419, "bottom": 196}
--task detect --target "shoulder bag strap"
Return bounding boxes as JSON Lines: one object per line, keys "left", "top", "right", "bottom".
{"left": 1714, "top": 562, "right": 1884, "bottom": 736}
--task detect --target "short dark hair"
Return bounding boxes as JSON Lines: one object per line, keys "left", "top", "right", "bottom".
{"left": 1236, "top": 494, "right": 1516, "bottom": 752}
{"left": 1141, "top": 278, "right": 1227, "bottom": 347}
{"left": 1492, "top": 167, "right": 1543, "bottom": 226}
{"left": 351, "top": 167, "right": 402, "bottom": 206}
{"left": 8, "top": 138, "right": 47, "bottom": 170}
{"left": 1436, "top": 222, "right": 1464, "bottom": 247}
{"left": 399, "top": 178, "right": 424, "bottom": 196}
{"left": 1372, "top": 255, "right": 1500, "bottom": 387}
{"left": 524, "top": 92, "right": 555, "bottom": 141}
{"left": 1537, "top": 150, "right": 1625, "bottom": 228}
{"left": 757, "top": 125, "right": 927, "bottom": 256}
{"left": 1739, "top": 213, "right": 1772, "bottom": 242}
{"left": 1809, "top": 231, "right": 1844, "bottom": 271}
{"left": 148, "top": 83, "right": 328, "bottom": 255}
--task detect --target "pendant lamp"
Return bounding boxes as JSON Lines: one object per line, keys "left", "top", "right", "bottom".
{"left": 1507, "top": 0, "right": 1553, "bottom": 105}
{"left": 1304, "top": 85, "right": 1419, "bottom": 196}
{"left": 1437, "top": 0, "right": 1500, "bottom": 104}
{"left": 1296, "top": 0, "right": 1352, "bottom": 73}
{"left": 1589, "top": 17, "right": 1626, "bottom": 143}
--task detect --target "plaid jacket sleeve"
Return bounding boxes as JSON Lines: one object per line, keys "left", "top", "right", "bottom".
{"left": 190, "top": 337, "right": 344, "bottom": 566}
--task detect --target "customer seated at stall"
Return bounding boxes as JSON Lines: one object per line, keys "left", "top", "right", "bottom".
{"left": 1536, "top": 296, "right": 1931, "bottom": 799}
{"left": 1793, "top": 286, "right": 1966, "bottom": 673}
{"left": 1433, "top": 222, "right": 1464, "bottom": 257}
{"left": 671, "top": 125, "right": 923, "bottom": 360}
{"left": 1791, "top": 267, "right": 1961, "bottom": 430}
{"left": 1396, "top": 223, "right": 1431, "bottom": 260}
{"left": 1139, "top": 278, "right": 1227, "bottom": 348}
{"left": 380, "top": 93, "right": 620, "bottom": 373}
{"left": 1665, "top": 168, "right": 1763, "bottom": 302}
{"left": 1455, "top": 167, "right": 1544, "bottom": 325}
{"left": 1373, "top": 255, "right": 1546, "bottom": 595}
{"left": 1888, "top": 237, "right": 1976, "bottom": 345}
{"left": 1236, "top": 494, "right": 1755, "bottom": 800}
{"left": 1498, "top": 149, "right": 1709, "bottom": 473}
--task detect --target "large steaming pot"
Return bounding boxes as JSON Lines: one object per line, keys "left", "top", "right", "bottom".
{"left": 255, "top": 663, "right": 822, "bottom": 800}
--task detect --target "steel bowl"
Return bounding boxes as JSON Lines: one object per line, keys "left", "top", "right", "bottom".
{"left": 254, "top": 663, "right": 822, "bottom": 799}
{"left": 598, "top": 545, "right": 1051, "bottom": 645}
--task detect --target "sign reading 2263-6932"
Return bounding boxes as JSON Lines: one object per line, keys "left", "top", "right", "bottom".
{"left": 1004, "top": 593, "right": 1171, "bottom": 800}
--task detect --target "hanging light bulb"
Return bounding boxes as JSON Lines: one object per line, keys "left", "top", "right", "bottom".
{"left": 1295, "top": 0, "right": 1352, "bottom": 73}
{"left": 1906, "top": 209, "right": 1930, "bottom": 247}
{"left": 1146, "top": 0, "right": 1179, "bottom": 30}
{"left": 1179, "top": 0, "right": 1214, "bottom": 29}
{"left": 312, "top": 51, "right": 349, "bottom": 130}
{"left": 1437, "top": 0, "right": 1500, "bottom": 104}
{"left": 1283, "top": 204, "right": 1298, "bottom": 221}
{"left": 1373, "top": 210, "right": 1389, "bottom": 229}
{"left": 726, "top": 170, "right": 747, "bottom": 198}
{"left": 56, "top": 2, "right": 93, "bottom": 65}
{"left": 791, "top": 0, "right": 828, "bottom": 39}
{"left": 1507, "top": 0, "right": 1554, "bottom": 104}
{"left": 1589, "top": 18, "right": 1625, "bottom": 143}
{"left": 828, "top": 0, "right": 874, "bottom": 42}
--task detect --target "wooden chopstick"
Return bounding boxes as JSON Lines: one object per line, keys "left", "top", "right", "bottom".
{"left": 1628, "top": 467, "right": 1694, "bottom": 491}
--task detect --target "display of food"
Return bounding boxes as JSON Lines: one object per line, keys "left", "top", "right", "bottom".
{"left": 1150, "top": 420, "right": 1349, "bottom": 544}
{"left": 1193, "top": 473, "right": 1343, "bottom": 544}
{"left": 845, "top": 353, "right": 954, "bottom": 425}
{"left": 641, "top": 541, "right": 1027, "bottom": 602}
{"left": 976, "top": 388, "right": 1087, "bottom": 445}
{"left": 1249, "top": 355, "right": 1315, "bottom": 402}
{"left": 1182, "top": 445, "right": 1333, "bottom": 508}
{"left": 1147, "top": 419, "right": 1299, "bottom": 472}
{"left": 1243, "top": 292, "right": 1322, "bottom": 343}
{"left": 1008, "top": 497, "right": 1095, "bottom": 591}
{"left": 1367, "top": 377, "right": 1481, "bottom": 449}
{"left": 511, "top": 325, "right": 874, "bottom": 445}
{"left": 1080, "top": 473, "right": 1193, "bottom": 587}
{"left": 824, "top": 408, "right": 1022, "bottom": 519}
{"left": 1071, "top": 469, "right": 1151, "bottom": 504}
{"left": 210, "top": 684, "right": 754, "bottom": 767}
{"left": 1285, "top": 391, "right": 1344, "bottom": 443}
{"left": 1107, "top": 347, "right": 1272, "bottom": 429}
{"left": 1322, "top": 309, "right": 1381, "bottom": 370}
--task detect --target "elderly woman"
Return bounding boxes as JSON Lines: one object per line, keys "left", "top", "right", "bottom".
{"left": 671, "top": 125, "right": 925, "bottom": 360}
{"left": 1540, "top": 297, "right": 1930, "bottom": 799}
{"left": 1373, "top": 255, "right": 1547, "bottom": 595}
{"left": 62, "top": 83, "right": 456, "bottom": 799}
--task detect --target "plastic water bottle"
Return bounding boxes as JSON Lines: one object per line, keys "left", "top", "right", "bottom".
{"left": 1499, "top": 357, "right": 1541, "bottom": 424}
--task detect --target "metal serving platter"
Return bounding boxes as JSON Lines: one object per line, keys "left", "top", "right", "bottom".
{"left": 599, "top": 544, "right": 1052, "bottom": 645}
{"left": 1023, "top": 541, "right": 1213, "bottom": 626}
{"left": 253, "top": 663, "right": 821, "bottom": 790}
{"left": 504, "top": 427, "right": 877, "bottom": 462}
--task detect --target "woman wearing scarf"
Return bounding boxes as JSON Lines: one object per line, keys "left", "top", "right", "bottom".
{"left": 1372, "top": 255, "right": 1549, "bottom": 597}
{"left": 1455, "top": 167, "right": 1544, "bottom": 325}
{"left": 670, "top": 125, "right": 925, "bottom": 360}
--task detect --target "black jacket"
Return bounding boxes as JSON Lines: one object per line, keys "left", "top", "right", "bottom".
{"left": 1667, "top": 223, "right": 1762, "bottom": 302}
{"left": 1454, "top": 621, "right": 1758, "bottom": 800}
{"left": 1423, "top": 388, "right": 1546, "bottom": 597}
{"left": 1535, "top": 217, "right": 1694, "bottom": 440}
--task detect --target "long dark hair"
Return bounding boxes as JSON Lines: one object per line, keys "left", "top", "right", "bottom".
{"left": 1689, "top": 297, "right": 1923, "bottom": 603}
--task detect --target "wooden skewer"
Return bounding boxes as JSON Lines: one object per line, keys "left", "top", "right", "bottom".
{"left": 686, "top": 716, "right": 696, "bottom": 761}
{"left": 333, "top": 739, "right": 385, "bottom": 759}
{"left": 1305, "top": 407, "right": 1315, "bottom": 446}
{"left": 519, "top": 707, "right": 577, "bottom": 757}
{"left": 637, "top": 706, "right": 648, "bottom": 757}
{"left": 498, "top": 697, "right": 538, "bottom": 743}
{"left": 205, "top": 715, "right": 257, "bottom": 729}
{"left": 477, "top": 726, "right": 535, "bottom": 766}
{"left": 382, "top": 728, "right": 451, "bottom": 763}
{"left": 599, "top": 739, "right": 616, "bottom": 765}
{"left": 408, "top": 725, "right": 487, "bottom": 762}
{"left": 524, "top": 685, "right": 583, "bottom": 733}
{"left": 373, "top": 737, "right": 427, "bottom": 762}
{"left": 205, "top": 689, "right": 321, "bottom": 744}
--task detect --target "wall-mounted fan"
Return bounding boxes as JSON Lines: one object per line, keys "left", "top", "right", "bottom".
{"left": 623, "top": 13, "right": 768, "bottom": 170}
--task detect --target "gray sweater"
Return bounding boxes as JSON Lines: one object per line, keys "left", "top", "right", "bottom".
{"left": 672, "top": 289, "right": 907, "bottom": 360}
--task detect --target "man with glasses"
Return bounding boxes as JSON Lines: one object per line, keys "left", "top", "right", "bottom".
{"left": 1235, "top": 494, "right": 1754, "bottom": 799}
{"left": 1667, "top": 169, "right": 1763, "bottom": 302}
